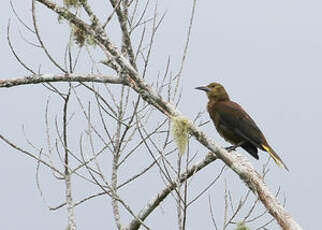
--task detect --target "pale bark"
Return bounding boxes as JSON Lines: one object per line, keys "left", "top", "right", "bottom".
{"left": 0, "top": 74, "right": 122, "bottom": 88}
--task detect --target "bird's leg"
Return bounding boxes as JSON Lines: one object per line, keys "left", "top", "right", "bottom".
{"left": 225, "top": 141, "right": 245, "bottom": 152}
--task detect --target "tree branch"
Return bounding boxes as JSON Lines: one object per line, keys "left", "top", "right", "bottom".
{"left": 0, "top": 74, "right": 124, "bottom": 88}
{"left": 62, "top": 86, "right": 77, "bottom": 230}
{"left": 127, "top": 152, "right": 217, "bottom": 230}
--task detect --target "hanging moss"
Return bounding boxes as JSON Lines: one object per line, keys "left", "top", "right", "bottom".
{"left": 71, "top": 25, "right": 96, "bottom": 47}
{"left": 72, "top": 25, "right": 86, "bottom": 46}
{"left": 171, "top": 116, "right": 190, "bottom": 157}
{"left": 235, "top": 222, "right": 250, "bottom": 230}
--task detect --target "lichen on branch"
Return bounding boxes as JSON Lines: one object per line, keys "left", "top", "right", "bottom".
{"left": 171, "top": 116, "right": 190, "bottom": 157}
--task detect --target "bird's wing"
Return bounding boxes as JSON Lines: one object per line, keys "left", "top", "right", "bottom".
{"left": 215, "top": 101, "right": 288, "bottom": 170}
{"left": 215, "top": 101, "right": 267, "bottom": 148}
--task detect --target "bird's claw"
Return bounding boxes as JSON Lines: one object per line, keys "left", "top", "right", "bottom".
{"left": 225, "top": 145, "right": 237, "bottom": 152}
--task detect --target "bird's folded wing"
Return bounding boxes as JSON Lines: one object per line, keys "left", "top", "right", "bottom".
{"left": 215, "top": 101, "right": 266, "bottom": 148}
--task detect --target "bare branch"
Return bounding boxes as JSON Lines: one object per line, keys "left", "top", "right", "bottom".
{"left": 32, "top": 0, "right": 67, "bottom": 73}
{"left": 0, "top": 73, "right": 123, "bottom": 88}
{"left": 173, "top": 0, "right": 197, "bottom": 100}
{"left": 7, "top": 20, "right": 35, "bottom": 74}
{"left": 126, "top": 152, "right": 217, "bottom": 230}
{"left": 208, "top": 195, "right": 219, "bottom": 230}
{"left": 187, "top": 165, "right": 226, "bottom": 207}
{"left": 0, "top": 133, "right": 63, "bottom": 176}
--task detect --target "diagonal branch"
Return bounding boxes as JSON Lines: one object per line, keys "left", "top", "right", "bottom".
{"left": 127, "top": 152, "right": 217, "bottom": 230}
{"left": 0, "top": 133, "right": 63, "bottom": 176}
{"left": 109, "top": 0, "right": 137, "bottom": 69}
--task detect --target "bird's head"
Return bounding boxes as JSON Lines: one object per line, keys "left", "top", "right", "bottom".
{"left": 195, "top": 82, "right": 229, "bottom": 101}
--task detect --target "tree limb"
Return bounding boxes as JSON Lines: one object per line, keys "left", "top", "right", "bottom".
{"left": 0, "top": 74, "right": 124, "bottom": 88}
{"left": 127, "top": 152, "right": 217, "bottom": 230}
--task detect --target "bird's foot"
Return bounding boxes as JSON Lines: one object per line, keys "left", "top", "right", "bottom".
{"left": 225, "top": 141, "right": 245, "bottom": 152}
{"left": 225, "top": 145, "right": 238, "bottom": 152}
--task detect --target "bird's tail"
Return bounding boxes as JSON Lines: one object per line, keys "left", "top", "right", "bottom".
{"left": 261, "top": 144, "right": 289, "bottom": 171}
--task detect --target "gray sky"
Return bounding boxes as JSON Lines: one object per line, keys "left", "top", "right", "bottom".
{"left": 1, "top": 0, "right": 321, "bottom": 229}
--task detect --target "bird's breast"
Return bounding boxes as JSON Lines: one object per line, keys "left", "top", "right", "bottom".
{"left": 207, "top": 101, "right": 242, "bottom": 145}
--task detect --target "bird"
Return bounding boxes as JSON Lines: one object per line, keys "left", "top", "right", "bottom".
{"left": 195, "top": 82, "right": 288, "bottom": 170}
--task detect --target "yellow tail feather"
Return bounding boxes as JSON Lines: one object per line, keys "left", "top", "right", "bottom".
{"left": 261, "top": 144, "right": 288, "bottom": 171}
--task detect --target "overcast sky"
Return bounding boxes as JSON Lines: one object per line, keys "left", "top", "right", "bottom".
{"left": 1, "top": 0, "right": 322, "bottom": 229}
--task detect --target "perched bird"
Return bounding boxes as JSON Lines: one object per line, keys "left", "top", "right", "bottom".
{"left": 196, "top": 82, "right": 288, "bottom": 170}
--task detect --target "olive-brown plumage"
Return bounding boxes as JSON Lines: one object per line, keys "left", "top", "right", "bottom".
{"left": 196, "top": 82, "right": 288, "bottom": 170}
